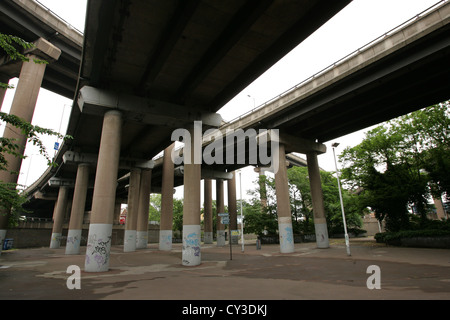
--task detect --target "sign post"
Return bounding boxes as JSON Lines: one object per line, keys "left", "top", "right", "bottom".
{"left": 218, "top": 213, "right": 232, "bottom": 260}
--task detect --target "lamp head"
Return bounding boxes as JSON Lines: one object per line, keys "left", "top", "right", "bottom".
{"left": 332, "top": 142, "right": 340, "bottom": 148}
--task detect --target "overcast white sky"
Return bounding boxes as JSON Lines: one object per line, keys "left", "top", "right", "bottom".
{"left": 1, "top": 0, "right": 442, "bottom": 202}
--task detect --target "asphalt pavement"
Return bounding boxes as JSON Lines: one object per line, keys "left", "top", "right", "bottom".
{"left": 1, "top": 237, "right": 449, "bottom": 302}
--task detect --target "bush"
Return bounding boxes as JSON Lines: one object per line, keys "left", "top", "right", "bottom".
{"left": 375, "top": 218, "right": 450, "bottom": 246}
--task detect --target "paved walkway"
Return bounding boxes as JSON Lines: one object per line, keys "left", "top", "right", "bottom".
{"left": 1, "top": 237, "right": 449, "bottom": 301}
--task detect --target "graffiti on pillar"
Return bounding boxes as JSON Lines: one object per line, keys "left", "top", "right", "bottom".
{"left": 67, "top": 235, "right": 79, "bottom": 246}
{"left": 284, "top": 226, "right": 293, "bottom": 244}
{"left": 184, "top": 232, "right": 200, "bottom": 255}
{"left": 182, "top": 231, "right": 200, "bottom": 264}
{"left": 125, "top": 233, "right": 135, "bottom": 245}
{"left": 51, "top": 233, "right": 61, "bottom": 243}
{"left": 162, "top": 233, "right": 172, "bottom": 248}
{"left": 86, "top": 234, "right": 111, "bottom": 269}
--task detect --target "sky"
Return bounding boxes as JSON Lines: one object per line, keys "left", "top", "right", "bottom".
{"left": 0, "top": 0, "right": 442, "bottom": 203}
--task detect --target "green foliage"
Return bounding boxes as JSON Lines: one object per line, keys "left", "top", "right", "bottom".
{"left": 375, "top": 218, "right": 450, "bottom": 245}
{"left": 148, "top": 194, "right": 161, "bottom": 222}
{"left": 340, "top": 101, "right": 450, "bottom": 232}
{"left": 243, "top": 175, "right": 279, "bottom": 236}
{"left": 0, "top": 182, "right": 29, "bottom": 226}
{"left": 242, "top": 198, "right": 278, "bottom": 237}
{"left": 242, "top": 166, "right": 366, "bottom": 237}
{"left": 147, "top": 194, "right": 184, "bottom": 233}
{"left": 0, "top": 112, "right": 69, "bottom": 171}
{"left": 172, "top": 198, "right": 184, "bottom": 233}
{"left": 0, "top": 33, "right": 47, "bottom": 79}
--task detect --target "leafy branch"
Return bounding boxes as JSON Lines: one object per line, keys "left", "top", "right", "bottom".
{"left": 0, "top": 33, "right": 48, "bottom": 89}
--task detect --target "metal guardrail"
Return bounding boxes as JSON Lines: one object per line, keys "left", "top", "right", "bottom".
{"left": 222, "top": 0, "right": 447, "bottom": 127}
{"left": 34, "top": 0, "right": 84, "bottom": 35}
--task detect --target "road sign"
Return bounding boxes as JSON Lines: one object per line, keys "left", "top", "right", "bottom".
{"left": 221, "top": 217, "right": 229, "bottom": 224}
{"left": 218, "top": 213, "right": 229, "bottom": 217}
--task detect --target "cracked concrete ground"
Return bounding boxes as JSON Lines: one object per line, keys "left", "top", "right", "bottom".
{"left": 1, "top": 238, "right": 449, "bottom": 301}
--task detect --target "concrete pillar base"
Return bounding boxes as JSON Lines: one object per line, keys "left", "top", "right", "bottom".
{"left": 85, "top": 223, "right": 113, "bottom": 272}
{"left": 217, "top": 230, "right": 226, "bottom": 247}
{"left": 159, "top": 229, "right": 172, "bottom": 251}
{"left": 136, "top": 231, "right": 148, "bottom": 249}
{"left": 314, "top": 222, "right": 329, "bottom": 248}
{"left": 65, "top": 229, "right": 82, "bottom": 255}
{"left": 203, "top": 231, "right": 213, "bottom": 244}
{"left": 50, "top": 233, "right": 62, "bottom": 249}
{"left": 124, "top": 229, "right": 137, "bottom": 252}
{"left": 182, "top": 225, "right": 201, "bottom": 266}
{"left": 278, "top": 217, "right": 294, "bottom": 253}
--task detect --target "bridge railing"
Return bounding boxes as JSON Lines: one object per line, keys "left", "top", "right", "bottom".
{"left": 151, "top": 1, "right": 447, "bottom": 163}
{"left": 223, "top": 0, "right": 447, "bottom": 126}
{"left": 35, "top": 0, "right": 84, "bottom": 35}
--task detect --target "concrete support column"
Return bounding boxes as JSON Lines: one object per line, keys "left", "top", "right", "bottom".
{"left": 124, "top": 168, "right": 141, "bottom": 252}
{"left": 0, "top": 75, "right": 10, "bottom": 111}
{"left": 1, "top": 56, "right": 46, "bottom": 181}
{"left": 66, "top": 163, "right": 90, "bottom": 254}
{"left": 307, "top": 152, "right": 329, "bottom": 249}
{"left": 216, "top": 179, "right": 226, "bottom": 246}
{"left": 228, "top": 172, "right": 238, "bottom": 244}
{"left": 0, "top": 55, "right": 47, "bottom": 237}
{"left": 50, "top": 186, "right": 69, "bottom": 248}
{"left": 136, "top": 169, "right": 152, "bottom": 249}
{"left": 0, "top": 39, "right": 61, "bottom": 251}
{"left": 159, "top": 144, "right": 175, "bottom": 250}
{"left": 85, "top": 110, "right": 122, "bottom": 272}
{"left": 203, "top": 179, "right": 213, "bottom": 244}
{"left": 274, "top": 144, "right": 294, "bottom": 253}
{"left": 182, "top": 127, "right": 201, "bottom": 266}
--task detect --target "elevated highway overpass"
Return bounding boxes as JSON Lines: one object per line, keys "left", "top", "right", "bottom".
{"left": 18, "top": 0, "right": 352, "bottom": 208}
{"left": 1, "top": 0, "right": 449, "bottom": 269}
{"left": 0, "top": 0, "right": 83, "bottom": 99}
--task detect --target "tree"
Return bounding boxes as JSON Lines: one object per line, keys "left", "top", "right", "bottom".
{"left": 243, "top": 175, "right": 278, "bottom": 236}
{"left": 172, "top": 198, "right": 184, "bottom": 234}
{"left": 148, "top": 194, "right": 161, "bottom": 222}
{"left": 287, "top": 166, "right": 314, "bottom": 233}
{"left": 340, "top": 102, "right": 450, "bottom": 232}
{"left": 243, "top": 166, "right": 365, "bottom": 237}
{"left": 288, "top": 166, "right": 364, "bottom": 235}
{"left": 413, "top": 102, "right": 450, "bottom": 200}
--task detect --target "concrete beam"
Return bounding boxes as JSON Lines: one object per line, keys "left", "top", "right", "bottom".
{"left": 63, "top": 151, "right": 97, "bottom": 165}
{"left": 48, "top": 177, "right": 76, "bottom": 187}
{"left": 174, "top": 166, "right": 233, "bottom": 180}
{"left": 256, "top": 130, "right": 326, "bottom": 155}
{"left": 34, "top": 191, "right": 57, "bottom": 200}
{"left": 63, "top": 151, "right": 155, "bottom": 170}
{"left": 77, "top": 86, "right": 223, "bottom": 127}
{"left": 25, "top": 38, "right": 62, "bottom": 62}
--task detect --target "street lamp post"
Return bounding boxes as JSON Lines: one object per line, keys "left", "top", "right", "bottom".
{"left": 238, "top": 170, "right": 245, "bottom": 252}
{"left": 332, "top": 142, "right": 351, "bottom": 256}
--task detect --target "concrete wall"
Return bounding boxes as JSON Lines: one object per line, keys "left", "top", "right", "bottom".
{"left": 362, "top": 216, "right": 384, "bottom": 236}
{"left": 4, "top": 223, "right": 161, "bottom": 249}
